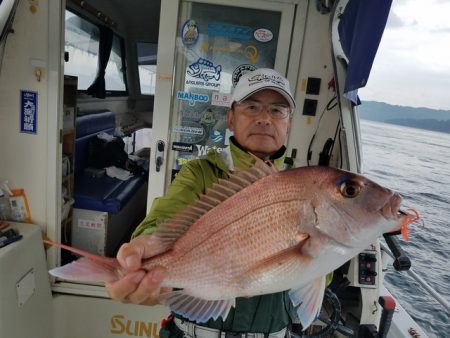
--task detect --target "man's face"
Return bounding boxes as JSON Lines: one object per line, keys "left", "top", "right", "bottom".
{"left": 227, "top": 89, "right": 292, "bottom": 159}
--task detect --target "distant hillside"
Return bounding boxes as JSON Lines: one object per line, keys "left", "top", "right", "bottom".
{"left": 358, "top": 101, "right": 450, "bottom": 133}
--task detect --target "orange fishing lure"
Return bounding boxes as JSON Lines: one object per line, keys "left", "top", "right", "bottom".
{"left": 400, "top": 208, "right": 421, "bottom": 241}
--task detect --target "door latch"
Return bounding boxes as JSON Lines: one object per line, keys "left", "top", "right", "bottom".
{"left": 155, "top": 140, "right": 165, "bottom": 172}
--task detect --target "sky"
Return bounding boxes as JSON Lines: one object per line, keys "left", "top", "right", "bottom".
{"left": 358, "top": 0, "right": 450, "bottom": 111}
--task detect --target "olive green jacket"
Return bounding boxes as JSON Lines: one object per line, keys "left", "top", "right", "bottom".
{"left": 133, "top": 139, "right": 297, "bottom": 333}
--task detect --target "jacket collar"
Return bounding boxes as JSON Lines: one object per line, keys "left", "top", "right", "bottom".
{"left": 206, "top": 137, "right": 288, "bottom": 172}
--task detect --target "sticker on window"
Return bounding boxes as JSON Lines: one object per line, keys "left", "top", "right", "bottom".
{"left": 181, "top": 19, "right": 199, "bottom": 47}
{"left": 185, "top": 58, "right": 222, "bottom": 90}
{"left": 254, "top": 28, "right": 273, "bottom": 42}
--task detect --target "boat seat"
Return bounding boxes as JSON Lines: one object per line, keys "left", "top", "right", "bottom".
{"left": 73, "top": 110, "right": 148, "bottom": 214}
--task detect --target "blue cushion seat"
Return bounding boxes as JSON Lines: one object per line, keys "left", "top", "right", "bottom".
{"left": 73, "top": 110, "right": 147, "bottom": 214}
{"left": 74, "top": 175, "right": 146, "bottom": 214}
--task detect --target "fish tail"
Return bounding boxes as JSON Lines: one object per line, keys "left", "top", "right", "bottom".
{"left": 44, "top": 239, "right": 117, "bottom": 265}
{"left": 44, "top": 239, "right": 121, "bottom": 283}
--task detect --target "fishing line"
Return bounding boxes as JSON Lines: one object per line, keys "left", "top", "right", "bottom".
{"left": 328, "top": 118, "right": 341, "bottom": 165}
{"left": 0, "top": 39, "right": 8, "bottom": 76}
{"left": 0, "top": 0, "right": 20, "bottom": 77}
{"left": 307, "top": 95, "right": 338, "bottom": 166}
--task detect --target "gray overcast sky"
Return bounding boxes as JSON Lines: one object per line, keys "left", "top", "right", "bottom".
{"left": 358, "top": 0, "right": 450, "bottom": 110}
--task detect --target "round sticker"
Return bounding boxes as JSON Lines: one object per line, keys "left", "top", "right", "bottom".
{"left": 181, "top": 19, "right": 199, "bottom": 47}
{"left": 232, "top": 64, "right": 257, "bottom": 87}
{"left": 254, "top": 28, "right": 273, "bottom": 43}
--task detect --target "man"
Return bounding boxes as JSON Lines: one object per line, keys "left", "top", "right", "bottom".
{"left": 106, "top": 68, "right": 298, "bottom": 337}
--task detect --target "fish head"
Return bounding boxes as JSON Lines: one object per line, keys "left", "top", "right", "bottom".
{"left": 309, "top": 168, "right": 407, "bottom": 250}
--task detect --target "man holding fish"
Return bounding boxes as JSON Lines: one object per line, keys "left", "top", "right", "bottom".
{"left": 107, "top": 68, "right": 299, "bottom": 337}
{"left": 81, "top": 68, "right": 416, "bottom": 337}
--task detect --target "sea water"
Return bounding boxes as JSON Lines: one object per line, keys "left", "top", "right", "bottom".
{"left": 360, "top": 120, "right": 450, "bottom": 338}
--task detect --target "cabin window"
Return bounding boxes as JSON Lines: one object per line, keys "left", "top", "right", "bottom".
{"left": 64, "top": 10, "right": 127, "bottom": 95}
{"left": 137, "top": 42, "right": 157, "bottom": 95}
{"left": 122, "top": 128, "right": 152, "bottom": 156}
{"left": 106, "top": 35, "right": 127, "bottom": 92}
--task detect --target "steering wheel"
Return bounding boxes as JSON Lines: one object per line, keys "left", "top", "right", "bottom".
{"left": 290, "top": 288, "right": 354, "bottom": 338}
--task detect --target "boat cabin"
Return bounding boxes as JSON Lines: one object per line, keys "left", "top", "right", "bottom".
{"left": 0, "top": 0, "right": 429, "bottom": 337}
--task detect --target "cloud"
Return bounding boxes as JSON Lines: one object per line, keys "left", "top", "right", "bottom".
{"left": 360, "top": 0, "right": 450, "bottom": 110}
{"left": 431, "top": 27, "right": 450, "bottom": 34}
{"left": 385, "top": 11, "right": 406, "bottom": 29}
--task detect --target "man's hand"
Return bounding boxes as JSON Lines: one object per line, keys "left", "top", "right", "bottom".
{"left": 105, "top": 235, "right": 172, "bottom": 305}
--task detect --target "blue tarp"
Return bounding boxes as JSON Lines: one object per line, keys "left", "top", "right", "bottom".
{"left": 338, "top": 0, "right": 392, "bottom": 104}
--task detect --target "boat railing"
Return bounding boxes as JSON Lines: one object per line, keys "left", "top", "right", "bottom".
{"left": 380, "top": 241, "right": 450, "bottom": 315}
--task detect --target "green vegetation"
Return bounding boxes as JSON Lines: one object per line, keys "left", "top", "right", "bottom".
{"left": 359, "top": 101, "right": 450, "bottom": 133}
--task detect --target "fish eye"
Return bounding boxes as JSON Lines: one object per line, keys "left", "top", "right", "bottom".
{"left": 339, "top": 180, "right": 361, "bottom": 198}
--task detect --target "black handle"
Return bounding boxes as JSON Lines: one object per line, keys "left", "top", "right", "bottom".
{"left": 383, "top": 233, "right": 411, "bottom": 271}
{"left": 378, "top": 296, "right": 396, "bottom": 337}
{"left": 155, "top": 140, "right": 165, "bottom": 172}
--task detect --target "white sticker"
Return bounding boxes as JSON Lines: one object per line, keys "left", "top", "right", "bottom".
{"left": 254, "top": 28, "right": 273, "bottom": 43}
{"left": 173, "top": 125, "right": 204, "bottom": 136}
{"left": 78, "top": 218, "right": 105, "bottom": 230}
{"left": 212, "top": 92, "right": 231, "bottom": 107}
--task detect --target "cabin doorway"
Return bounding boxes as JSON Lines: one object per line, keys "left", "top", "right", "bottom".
{"left": 59, "top": 0, "right": 161, "bottom": 262}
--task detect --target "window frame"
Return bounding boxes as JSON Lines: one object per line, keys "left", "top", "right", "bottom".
{"left": 64, "top": 8, "right": 129, "bottom": 97}
{"left": 136, "top": 41, "right": 158, "bottom": 96}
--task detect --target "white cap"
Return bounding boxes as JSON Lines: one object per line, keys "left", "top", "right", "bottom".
{"left": 230, "top": 68, "right": 296, "bottom": 110}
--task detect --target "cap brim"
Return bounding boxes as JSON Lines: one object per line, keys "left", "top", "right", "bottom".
{"left": 237, "top": 86, "right": 296, "bottom": 111}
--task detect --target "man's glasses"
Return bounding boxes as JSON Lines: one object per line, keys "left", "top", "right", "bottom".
{"left": 235, "top": 100, "right": 291, "bottom": 119}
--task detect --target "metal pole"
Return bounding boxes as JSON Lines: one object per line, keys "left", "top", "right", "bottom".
{"left": 380, "top": 242, "right": 450, "bottom": 315}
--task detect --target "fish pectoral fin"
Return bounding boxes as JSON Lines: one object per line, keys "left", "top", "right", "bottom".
{"left": 296, "top": 232, "right": 310, "bottom": 243}
{"left": 289, "top": 275, "right": 326, "bottom": 330}
{"left": 159, "top": 290, "right": 235, "bottom": 323}
{"left": 237, "top": 241, "right": 311, "bottom": 289}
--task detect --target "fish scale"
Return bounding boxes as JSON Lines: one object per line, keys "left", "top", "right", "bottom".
{"left": 150, "top": 197, "right": 314, "bottom": 299}
{"left": 167, "top": 173, "right": 307, "bottom": 256}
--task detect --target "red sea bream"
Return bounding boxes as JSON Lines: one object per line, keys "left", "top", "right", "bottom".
{"left": 46, "top": 159, "right": 419, "bottom": 329}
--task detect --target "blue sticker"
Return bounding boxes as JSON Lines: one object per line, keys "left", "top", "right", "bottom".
{"left": 206, "top": 23, "right": 252, "bottom": 40}
{"left": 187, "top": 58, "right": 221, "bottom": 82}
{"left": 210, "top": 128, "right": 225, "bottom": 143}
{"left": 177, "top": 91, "right": 209, "bottom": 106}
{"left": 185, "top": 58, "right": 222, "bottom": 90}
{"left": 20, "top": 90, "right": 38, "bottom": 134}
{"left": 181, "top": 19, "right": 199, "bottom": 47}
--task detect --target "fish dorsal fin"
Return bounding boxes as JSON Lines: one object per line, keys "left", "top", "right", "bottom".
{"left": 154, "top": 156, "right": 277, "bottom": 248}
